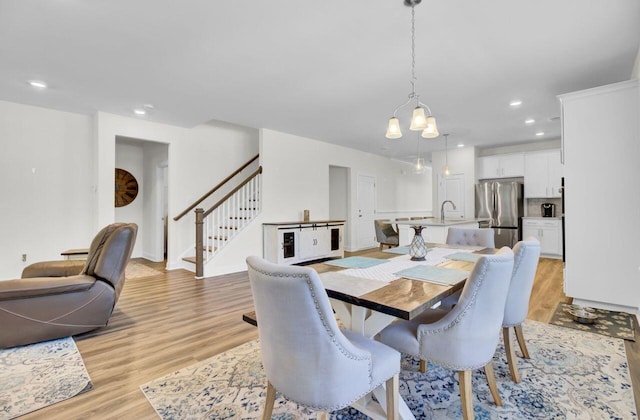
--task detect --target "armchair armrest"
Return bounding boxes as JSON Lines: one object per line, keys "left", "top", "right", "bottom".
{"left": 21, "top": 260, "right": 86, "bottom": 278}
{"left": 0, "top": 275, "right": 96, "bottom": 300}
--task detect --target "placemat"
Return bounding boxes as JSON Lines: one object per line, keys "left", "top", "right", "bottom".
{"left": 319, "top": 271, "right": 388, "bottom": 297}
{"left": 382, "top": 246, "right": 411, "bottom": 255}
{"left": 324, "top": 256, "right": 389, "bottom": 269}
{"left": 445, "top": 252, "right": 481, "bottom": 263}
{"left": 393, "top": 265, "right": 470, "bottom": 286}
{"left": 549, "top": 302, "right": 636, "bottom": 341}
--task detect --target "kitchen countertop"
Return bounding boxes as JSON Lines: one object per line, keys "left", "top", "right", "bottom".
{"left": 395, "top": 218, "right": 491, "bottom": 227}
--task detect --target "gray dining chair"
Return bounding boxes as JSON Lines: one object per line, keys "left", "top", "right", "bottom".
{"left": 246, "top": 256, "right": 400, "bottom": 419}
{"left": 502, "top": 238, "right": 541, "bottom": 382}
{"left": 374, "top": 219, "right": 399, "bottom": 250}
{"left": 446, "top": 227, "right": 495, "bottom": 248}
{"left": 379, "top": 247, "right": 514, "bottom": 420}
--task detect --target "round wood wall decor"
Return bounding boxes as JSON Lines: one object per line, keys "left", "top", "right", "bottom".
{"left": 115, "top": 168, "right": 139, "bottom": 207}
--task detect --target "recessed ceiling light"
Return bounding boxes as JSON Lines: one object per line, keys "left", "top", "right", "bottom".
{"left": 457, "top": 144, "right": 464, "bottom": 148}
{"left": 535, "top": 132, "right": 545, "bottom": 136}
{"left": 28, "top": 80, "right": 47, "bottom": 89}
{"left": 525, "top": 119, "right": 535, "bottom": 124}
{"left": 133, "top": 109, "right": 146, "bottom": 116}
{"left": 509, "top": 100, "right": 522, "bottom": 107}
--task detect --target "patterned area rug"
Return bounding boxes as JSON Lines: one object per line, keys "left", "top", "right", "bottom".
{"left": 125, "top": 260, "right": 163, "bottom": 279}
{"left": 550, "top": 302, "right": 636, "bottom": 341}
{"left": 141, "top": 320, "right": 636, "bottom": 419}
{"left": 0, "top": 338, "right": 92, "bottom": 419}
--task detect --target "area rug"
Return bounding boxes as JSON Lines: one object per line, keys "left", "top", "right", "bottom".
{"left": 140, "top": 320, "right": 636, "bottom": 419}
{"left": 125, "top": 260, "right": 163, "bottom": 279}
{"left": 550, "top": 302, "right": 636, "bottom": 341}
{"left": 0, "top": 337, "right": 92, "bottom": 419}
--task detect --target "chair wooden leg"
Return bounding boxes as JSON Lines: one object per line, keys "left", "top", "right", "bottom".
{"left": 316, "top": 412, "right": 329, "bottom": 420}
{"left": 386, "top": 374, "right": 399, "bottom": 420}
{"left": 262, "top": 380, "right": 277, "bottom": 420}
{"left": 379, "top": 243, "right": 384, "bottom": 251}
{"left": 458, "top": 370, "right": 474, "bottom": 420}
{"left": 484, "top": 362, "right": 503, "bottom": 406}
{"left": 514, "top": 324, "right": 530, "bottom": 359}
{"left": 419, "top": 359, "right": 427, "bottom": 373}
{"left": 503, "top": 327, "right": 521, "bottom": 383}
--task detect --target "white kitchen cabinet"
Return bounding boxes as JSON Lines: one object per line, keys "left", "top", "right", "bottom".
{"left": 524, "top": 150, "right": 563, "bottom": 198}
{"left": 559, "top": 80, "right": 640, "bottom": 313}
{"left": 477, "top": 153, "right": 524, "bottom": 179}
{"left": 263, "top": 221, "right": 344, "bottom": 265}
{"left": 522, "top": 218, "right": 562, "bottom": 257}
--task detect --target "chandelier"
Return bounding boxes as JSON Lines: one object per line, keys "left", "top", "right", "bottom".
{"left": 385, "top": 0, "right": 439, "bottom": 140}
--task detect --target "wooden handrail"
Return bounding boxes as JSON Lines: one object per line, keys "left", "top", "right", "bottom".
{"left": 203, "top": 167, "right": 262, "bottom": 218}
{"left": 173, "top": 154, "right": 259, "bottom": 221}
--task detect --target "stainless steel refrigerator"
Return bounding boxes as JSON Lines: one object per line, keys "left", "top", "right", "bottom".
{"left": 475, "top": 180, "right": 523, "bottom": 248}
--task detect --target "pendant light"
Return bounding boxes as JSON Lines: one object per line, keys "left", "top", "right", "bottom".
{"left": 385, "top": 0, "right": 438, "bottom": 140}
{"left": 443, "top": 133, "right": 450, "bottom": 176}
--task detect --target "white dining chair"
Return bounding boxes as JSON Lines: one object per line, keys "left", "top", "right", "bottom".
{"left": 246, "top": 256, "right": 401, "bottom": 420}
{"left": 502, "top": 238, "right": 541, "bottom": 383}
{"left": 378, "top": 247, "right": 514, "bottom": 420}
{"left": 445, "top": 227, "right": 495, "bottom": 248}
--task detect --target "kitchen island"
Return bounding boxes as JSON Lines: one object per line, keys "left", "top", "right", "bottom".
{"left": 395, "top": 218, "right": 491, "bottom": 246}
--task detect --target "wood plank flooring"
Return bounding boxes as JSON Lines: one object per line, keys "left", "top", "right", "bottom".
{"left": 21, "top": 252, "right": 639, "bottom": 419}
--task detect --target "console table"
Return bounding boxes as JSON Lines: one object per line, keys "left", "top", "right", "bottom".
{"left": 263, "top": 220, "right": 345, "bottom": 265}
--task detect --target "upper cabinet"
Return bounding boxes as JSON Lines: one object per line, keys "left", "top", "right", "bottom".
{"left": 477, "top": 153, "right": 524, "bottom": 179}
{"left": 524, "top": 150, "right": 563, "bottom": 198}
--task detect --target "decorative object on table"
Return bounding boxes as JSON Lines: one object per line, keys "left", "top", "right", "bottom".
{"left": 140, "top": 320, "right": 636, "bottom": 420}
{"left": 408, "top": 225, "right": 428, "bottom": 260}
{"left": 385, "top": 0, "right": 438, "bottom": 140}
{"left": 550, "top": 302, "right": 636, "bottom": 341}
{"left": 393, "top": 265, "right": 469, "bottom": 286}
{"left": 324, "top": 256, "right": 389, "bottom": 269}
{"left": 114, "top": 168, "right": 139, "bottom": 207}
{"left": 0, "top": 223, "right": 138, "bottom": 349}
{"left": 0, "top": 337, "right": 93, "bottom": 419}
{"left": 244, "top": 256, "right": 400, "bottom": 419}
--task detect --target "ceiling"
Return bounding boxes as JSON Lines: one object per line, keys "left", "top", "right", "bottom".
{"left": 1, "top": 0, "right": 638, "bottom": 162}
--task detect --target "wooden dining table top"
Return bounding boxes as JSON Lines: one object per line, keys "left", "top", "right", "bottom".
{"left": 311, "top": 245, "right": 498, "bottom": 321}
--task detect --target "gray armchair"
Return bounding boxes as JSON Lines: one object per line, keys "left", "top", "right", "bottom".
{"left": 246, "top": 256, "right": 400, "bottom": 419}
{"left": 0, "top": 223, "right": 137, "bottom": 348}
{"left": 379, "top": 248, "right": 514, "bottom": 420}
{"left": 374, "top": 219, "right": 399, "bottom": 250}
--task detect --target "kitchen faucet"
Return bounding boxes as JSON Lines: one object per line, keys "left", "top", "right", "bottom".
{"left": 440, "top": 200, "right": 457, "bottom": 223}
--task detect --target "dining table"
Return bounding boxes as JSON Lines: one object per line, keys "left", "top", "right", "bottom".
{"left": 309, "top": 244, "right": 498, "bottom": 420}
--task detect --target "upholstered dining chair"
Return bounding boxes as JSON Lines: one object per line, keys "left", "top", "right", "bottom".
{"left": 502, "top": 238, "right": 541, "bottom": 383}
{"left": 246, "top": 256, "right": 400, "bottom": 419}
{"left": 378, "top": 247, "right": 514, "bottom": 420}
{"left": 374, "top": 219, "right": 399, "bottom": 250}
{"left": 446, "top": 227, "right": 495, "bottom": 248}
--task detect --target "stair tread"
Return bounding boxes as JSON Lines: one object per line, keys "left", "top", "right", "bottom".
{"left": 183, "top": 256, "right": 196, "bottom": 264}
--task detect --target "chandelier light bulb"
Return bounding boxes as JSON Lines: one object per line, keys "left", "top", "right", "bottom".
{"left": 386, "top": 117, "right": 402, "bottom": 139}
{"left": 414, "top": 158, "right": 425, "bottom": 174}
{"left": 410, "top": 107, "right": 428, "bottom": 130}
{"left": 421, "top": 116, "right": 439, "bottom": 138}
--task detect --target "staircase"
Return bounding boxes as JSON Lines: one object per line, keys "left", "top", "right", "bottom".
{"left": 174, "top": 155, "right": 262, "bottom": 278}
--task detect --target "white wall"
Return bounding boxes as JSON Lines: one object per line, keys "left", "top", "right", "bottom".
{"left": 203, "top": 128, "right": 433, "bottom": 276}
{"left": 0, "top": 101, "right": 95, "bottom": 279}
{"left": 430, "top": 146, "right": 477, "bottom": 220}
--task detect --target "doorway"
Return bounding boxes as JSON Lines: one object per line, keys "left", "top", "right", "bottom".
{"left": 356, "top": 174, "right": 376, "bottom": 250}
{"left": 329, "top": 166, "right": 350, "bottom": 248}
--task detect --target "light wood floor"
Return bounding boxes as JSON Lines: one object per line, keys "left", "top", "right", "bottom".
{"left": 22, "top": 251, "right": 639, "bottom": 419}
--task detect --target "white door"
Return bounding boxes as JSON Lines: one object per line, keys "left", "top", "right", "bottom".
{"left": 438, "top": 174, "right": 465, "bottom": 219}
{"left": 356, "top": 174, "right": 377, "bottom": 250}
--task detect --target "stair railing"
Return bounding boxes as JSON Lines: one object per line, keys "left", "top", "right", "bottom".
{"left": 174, "top": 154, "right": 259, "bottom": 222}
{"left": 194, "top": 166, "right": 262, "bottom": 277}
